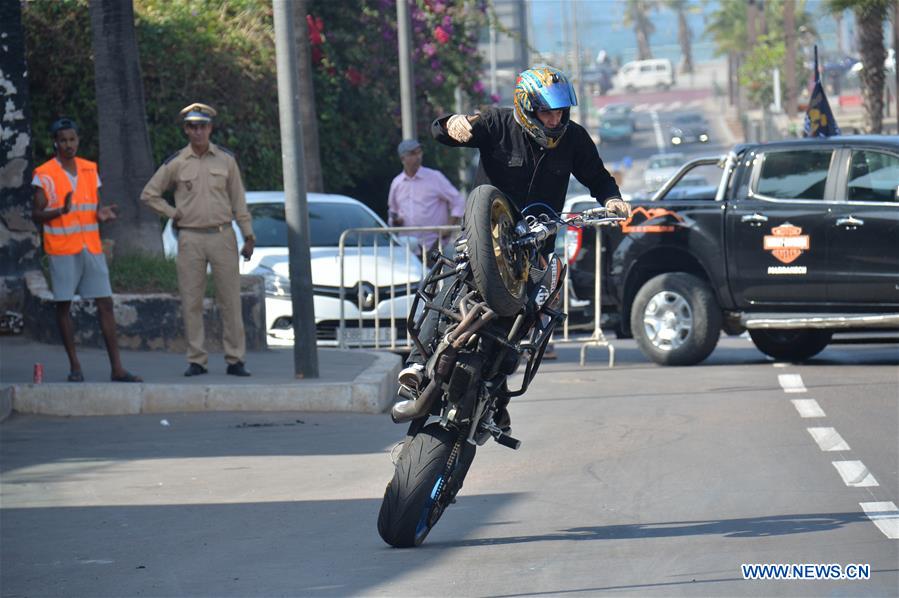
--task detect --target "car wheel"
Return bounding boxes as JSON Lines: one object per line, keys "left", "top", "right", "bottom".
{"left": 748, "top": 329, "right": 832, "bottom": 362}
{"left": 631, "top": 273, "right": 722, "bottom": 365}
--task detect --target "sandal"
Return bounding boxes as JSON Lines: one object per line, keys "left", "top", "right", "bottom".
{"left": 111, "top": 371, "right": 142, "bottom": 383}
{"left": 67, "top": 371, "right": 84, "bottom": 382}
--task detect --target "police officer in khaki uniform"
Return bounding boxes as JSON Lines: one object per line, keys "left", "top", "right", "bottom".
{"left": 141, "top": 103, "right": 255, "bottom": 377}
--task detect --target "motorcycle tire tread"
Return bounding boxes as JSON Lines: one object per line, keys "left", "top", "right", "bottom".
{"left": 377, "top": 423, "right": 471, "bottom": 547}
{"left": 465, "top": 185, "right": 526, "bottom": 317}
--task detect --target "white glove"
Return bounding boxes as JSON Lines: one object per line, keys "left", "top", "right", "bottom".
{"left": 604, "top": 198, "right": 632, "bottom": 218}
{"left": 447, "top": 114, "right": 474, "bottom": 142}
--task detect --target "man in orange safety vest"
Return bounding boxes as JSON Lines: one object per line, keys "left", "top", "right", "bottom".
{"left": 31, "top": 118, "right": 141, "bottom": 383}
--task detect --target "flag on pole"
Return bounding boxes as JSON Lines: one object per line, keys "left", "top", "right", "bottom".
{"left": 804, "top": 46, "right": 841, "bottom": 137}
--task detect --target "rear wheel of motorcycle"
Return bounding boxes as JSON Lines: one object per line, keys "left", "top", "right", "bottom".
{"left": 377, "top": 423, "right": 475, "bottom": 547}
{"left": 465, "top": 185, "right": 527, "bottom": 317}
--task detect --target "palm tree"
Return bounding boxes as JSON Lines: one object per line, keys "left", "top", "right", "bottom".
{"left": 827, "top": 0, "right": 891, "bottom": 133}
{"left": 665, "top": 0, "right": 695, "bottom": 74}
{"left": 707, "top": 0, "right": 816, "bottom": 109}
{"left": 705, "top": 0, "right": 749, "bottom": 105}
{"left": 624, "top": 0, "right": 656, "bottom": 60}
{"left": 89, "top": 0, "right": 162, "bottom": 256}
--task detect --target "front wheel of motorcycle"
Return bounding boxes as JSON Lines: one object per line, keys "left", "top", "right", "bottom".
{"left": 377, "top": 423, "right": 475, "bottom": 547}
{"left": 464, "top": 185, "right": 528, "bottom": 317}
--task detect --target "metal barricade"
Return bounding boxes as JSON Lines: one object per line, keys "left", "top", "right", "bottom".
{"left": 335, "top": 222, "right": 611, "bottom": 366}
{"left": 337, "top": 225, "right": 460, "bottom": 351}
{"left": 554, "top": 223, "right": 615, "bottom": 368}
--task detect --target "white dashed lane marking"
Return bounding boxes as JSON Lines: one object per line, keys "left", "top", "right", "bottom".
{"left": 791, "top": 398, "right": 826, "bottom": 418}
{"left": 807, "top": 427, "right": 851, "bottom": 451}
{"left": 859, "top": 502, "right": 899, "bottom": 539}
{"left": 779, "top": 371, "right": 895, "bottom": 539}
{"left": 778, "top": 374, "right": 807, "bottom": 393}
{"left": 832, "top": 461, "right": 879, "bottom": 487}
{"left": 630, "top": 99, "right": 704, "bottom": 113}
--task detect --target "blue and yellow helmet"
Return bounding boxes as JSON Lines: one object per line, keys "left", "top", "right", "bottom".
{"left": 513, "top": 66, "right": 578, "bottom": 149}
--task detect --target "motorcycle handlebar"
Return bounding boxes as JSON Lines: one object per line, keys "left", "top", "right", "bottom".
{"left": 511, "top": 209, "right": 625, "bottom": 249}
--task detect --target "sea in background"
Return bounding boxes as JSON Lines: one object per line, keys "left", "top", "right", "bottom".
{"left": 527, "top": 0, "right": 845, "bottom": 66}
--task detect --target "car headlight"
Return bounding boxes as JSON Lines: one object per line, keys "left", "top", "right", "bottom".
{"left": 699, "top": 133, "right": 709, "bottom": 142}
{"left": 250, "top": 265, "right": 291, "bottom": 297}
{"left": 671, "top": 136, "right": 682, "bottom": 145}
{"left": 264, "top": 274, "right": 291, "bottom": 297}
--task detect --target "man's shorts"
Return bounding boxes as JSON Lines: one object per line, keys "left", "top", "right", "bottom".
{"left": 48, "top": 249, "right": 113, "bottom": 301}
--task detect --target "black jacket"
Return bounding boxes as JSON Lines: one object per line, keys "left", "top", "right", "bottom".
{"left": 431, "top": 107, "right": 621, "bottom": 214}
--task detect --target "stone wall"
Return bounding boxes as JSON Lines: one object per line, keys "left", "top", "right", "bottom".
{"left": 23, "top": 271, "right": 267, "bottom": 352}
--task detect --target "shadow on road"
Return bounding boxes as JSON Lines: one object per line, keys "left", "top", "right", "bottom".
{"left": 431, "top": 511, "right": 871, "bottom": 548}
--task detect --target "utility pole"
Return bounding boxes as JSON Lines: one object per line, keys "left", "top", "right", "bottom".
{"left": 396, "top": 0, "right": 416, "bottom": 139}
{"left": 570, "top": 0, "right": 586, "bottom": 129}
{"left": 489, "top": 11, "right": 498, "bottom": 98}
{"left": 561, "top": 0, "right": 571, "bottom": 74}
{"left": 272, "top": 0, "right": 319, "bottom": 379}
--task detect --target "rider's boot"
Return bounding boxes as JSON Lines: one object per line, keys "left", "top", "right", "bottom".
{"left": 493, "top": 394, "right": 511, "bottom": 432}
{"left": 398, "top": 362, "right": 425, "bottom": 391}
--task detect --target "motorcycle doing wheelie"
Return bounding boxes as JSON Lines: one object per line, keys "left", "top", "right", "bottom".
{"left": 376, "top": 184, "right": 623, "bottom": 548}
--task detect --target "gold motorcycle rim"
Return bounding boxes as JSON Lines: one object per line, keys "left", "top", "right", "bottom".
{"left": 489, "top": 198, "right": 528, "bottom": 298}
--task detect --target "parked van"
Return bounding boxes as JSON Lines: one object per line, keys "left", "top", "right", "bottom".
{"left": 614, "top": 58, "right": 675, "bottom": 92}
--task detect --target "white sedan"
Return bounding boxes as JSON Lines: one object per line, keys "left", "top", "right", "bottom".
{"left": 162, "top": 191, "right": 424, "bottom": 348}
{"left": 642, "top": 152, "right": 686, "bottom": 191}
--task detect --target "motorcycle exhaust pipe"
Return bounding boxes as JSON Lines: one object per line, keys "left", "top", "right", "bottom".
{"left": 391, "top": 378, "right": 441, "bottom": 423}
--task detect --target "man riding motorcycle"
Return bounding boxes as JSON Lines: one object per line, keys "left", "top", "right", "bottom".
{"left": 399, "top": 66, "right": 631, "bottom": 431}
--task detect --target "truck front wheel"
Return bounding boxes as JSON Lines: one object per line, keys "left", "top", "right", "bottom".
{"left": 748, "top": 329, "right": 832, "bottom": 362}
{"left": 631, "top": 273, "right": 722, "bottom": 365}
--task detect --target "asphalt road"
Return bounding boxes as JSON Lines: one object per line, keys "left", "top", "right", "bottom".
{"left": 2, "top": 336, "right": 897, "bottom": 597}
{"left": 588, "top": 88, "right": 731, "bottom": 197}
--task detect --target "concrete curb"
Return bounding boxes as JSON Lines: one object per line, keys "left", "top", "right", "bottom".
{"left": 1, "top": 351, "right": 402, "bottom": 419}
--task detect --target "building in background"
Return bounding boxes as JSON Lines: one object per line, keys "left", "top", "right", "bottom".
{"left": 478, "top": 0, "right": 530, "bottom": 107}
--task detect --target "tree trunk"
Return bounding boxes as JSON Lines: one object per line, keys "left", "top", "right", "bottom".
{"left": 747, "top": 0, "right": 758, "bottom": 47}
{"left": 89, "top": 0, "right": 162, "bottom": 256}
{"left": 834, "top": 12, "right": 844, "bottom": 54}
{"left": 636, "top": 19, "right": 652, "bottom": 60}
{"left": 855, "top": 5, "right": 887, "bottom": 133}
{"left": 783, "top": 0, "right": 797, "bottom": 117}
{"left": 728, "top": 51, "right": 736, "bottom": 106}
{"left": 894, "top": 0, "right": 898, "bottom": 132}
{"left": 0, "top": 0, "right": 41, "bottom": 286}
{"left": 293, "top": 0, "right": 324, "bottom": 193}
{"left": 677, "top": 10, "right": 693, "bottom": 74}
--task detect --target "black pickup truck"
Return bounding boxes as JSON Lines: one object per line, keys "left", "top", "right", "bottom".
{"left": 565, "top": 135, "right": 899, "bottom": 365}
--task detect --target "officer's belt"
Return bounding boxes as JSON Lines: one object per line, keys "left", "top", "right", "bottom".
{"left": 181, "top": 224, "right": 229, "bottom": 233}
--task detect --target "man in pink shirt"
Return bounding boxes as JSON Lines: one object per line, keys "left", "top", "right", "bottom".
{"left": 387, "top": 139, "right": 464, "bottom": 255}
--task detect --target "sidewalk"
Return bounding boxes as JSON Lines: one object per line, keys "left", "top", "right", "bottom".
{"left": 0, "top": 336, "right": 402, "bottom": 420}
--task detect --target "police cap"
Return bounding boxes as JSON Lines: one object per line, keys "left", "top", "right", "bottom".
{"left": 179, "top": 103, "right": 217, "bottom": 123}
